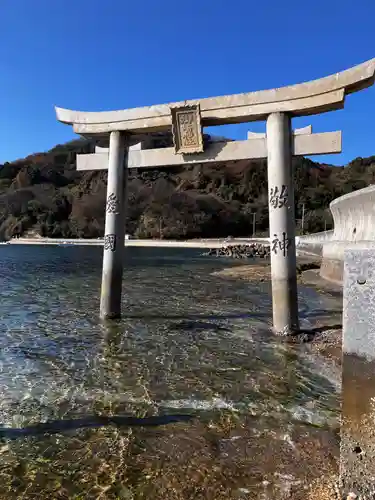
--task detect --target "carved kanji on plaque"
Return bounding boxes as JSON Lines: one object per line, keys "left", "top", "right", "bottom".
{"left": 171, "top": 104, "right": 204, "bottom": 154}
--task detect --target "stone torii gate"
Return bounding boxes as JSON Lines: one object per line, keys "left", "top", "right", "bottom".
{"left": 55, "top": 58, "right": 375, "bottom": 333}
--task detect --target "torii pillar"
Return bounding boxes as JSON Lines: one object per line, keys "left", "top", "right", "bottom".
{"left": 267, "top": 113, "right": 298, "bottom": 333}
{"left": 100, "top": 131, "right": 128, "bottom": 319}
{"left": 55, "top": 58, "right": 375, "bottom": 331}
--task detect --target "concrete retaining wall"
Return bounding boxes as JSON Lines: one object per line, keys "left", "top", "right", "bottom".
{"left": 321, "top": 185, "right": 375, "bottom": 284}
{"left": 296, "top": 230, "right": 334, "bottom": 258}
{"left": 297, "top": 230, "right": 334, "bottom": 243}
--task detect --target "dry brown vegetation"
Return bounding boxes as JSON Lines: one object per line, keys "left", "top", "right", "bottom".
{"left": 1, "top": 138, "right": 375, "bottom": 241}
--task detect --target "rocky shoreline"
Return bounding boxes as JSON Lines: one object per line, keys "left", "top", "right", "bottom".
{"left": 204, "top": 243, "right": 271, "bottom": 259}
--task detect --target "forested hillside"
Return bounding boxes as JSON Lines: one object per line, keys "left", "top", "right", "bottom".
{"left": 0, "top": 138, "right": 374, "bottom": 240}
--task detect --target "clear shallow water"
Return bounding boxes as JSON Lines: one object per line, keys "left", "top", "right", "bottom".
{"left": 0, "top": 245, "right": 340, "bottom": 498}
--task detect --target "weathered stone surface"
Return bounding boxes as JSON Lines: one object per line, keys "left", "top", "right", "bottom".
{"left": 171, "top": 104, "right": 203, "bottom": 154}
{"left": 55, "top": 58, "right": 375, "bottom": 134}
{"left": 320, "top": 185, "right": 375, "bottom": 284}
{"left": 292, "top": 130, "right": 341, "bottom": 156}
{"left": 61, "top": 91, "right": 346, "bottom": 135}
{"left": 267, "top": 112, "right": 298, "bottom": 334}
{"left": 321, "top": 241, "right": 375, "bottom": 284}
{"left": 76, "top": 131, "right": 342, "bottom": 171}
{"left": 99, "top": 131, "right": 128, "bottom": 319}
{"left": 330, "top": 184, "right": 375, "bottom": 241}
{"left": 341, "top": 249, "right": 375, "bottom": 498}
{"left": 343, "top": 249, "right": 375, "bottom": 360}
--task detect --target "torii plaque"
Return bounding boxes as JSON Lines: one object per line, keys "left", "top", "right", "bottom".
{"left": 55, "top": 58, "right": 375, "bottom": 334}
{"left": 171, "top": 104, "right": 204, "bottom": 154}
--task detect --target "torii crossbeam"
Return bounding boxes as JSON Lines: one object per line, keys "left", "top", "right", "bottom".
{"left": 55, "top": 58, "right": 375, "bottom": 334}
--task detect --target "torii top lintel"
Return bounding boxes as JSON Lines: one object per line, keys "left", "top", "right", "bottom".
{"left": 55, "top": 58, "right": 375, "bottom": 136}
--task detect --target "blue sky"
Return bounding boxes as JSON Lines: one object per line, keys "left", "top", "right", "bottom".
{"left": 0, "top": 0, "right": 374, "bottom": 165}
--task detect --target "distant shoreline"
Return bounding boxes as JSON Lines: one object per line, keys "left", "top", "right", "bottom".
{"left": 8, "top": 237, "right": 270, "bottom": 249}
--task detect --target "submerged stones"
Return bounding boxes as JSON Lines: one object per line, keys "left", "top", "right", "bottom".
{"left": 205, "top": 243, "right": 271, "bottom": 259}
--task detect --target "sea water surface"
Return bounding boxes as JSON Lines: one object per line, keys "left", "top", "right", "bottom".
{"left": 0, "top": 245, "right": 340, "bottom": 499}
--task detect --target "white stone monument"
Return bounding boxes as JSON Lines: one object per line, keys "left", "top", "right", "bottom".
{"left": 341, "top": 249, "right": 375, "bottom": 496}
{"left": 55, "top": 58, "right": 375, "bottom": 330}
